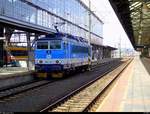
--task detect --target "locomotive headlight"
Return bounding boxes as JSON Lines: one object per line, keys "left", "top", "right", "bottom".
{"left": 56, "top": 60, "right": 60, "bottom": 64}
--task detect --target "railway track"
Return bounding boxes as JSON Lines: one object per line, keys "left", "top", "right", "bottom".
{"left": 0, "top": 79, "right": 37, "bottom": 92}
{"left": 0, "top": 59, "right": 123, "bottom": 112}
{"left": 0, "top": 80, "right": 53, "bottom": 100}
{"left": 0, "top": 59, "right": 119, "bottom": 101}
{"left": 41, "top": 59, "right": 132, "bottom": 112}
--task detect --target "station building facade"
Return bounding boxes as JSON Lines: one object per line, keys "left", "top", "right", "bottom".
{"left": 0, "top": 0, "right": 103, "bottom": 46}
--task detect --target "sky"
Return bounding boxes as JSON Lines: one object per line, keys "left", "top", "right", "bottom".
{"left": 81, "top": 0, "right": 134, "bottom": 50}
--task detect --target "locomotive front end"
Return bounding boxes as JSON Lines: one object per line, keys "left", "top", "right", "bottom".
{"left": 34, "top": 38, "right": 65, "bottom": 78}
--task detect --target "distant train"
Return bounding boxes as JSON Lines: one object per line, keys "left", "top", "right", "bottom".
{"left": 34, "top": 33, "right": 92, "bottom": 78}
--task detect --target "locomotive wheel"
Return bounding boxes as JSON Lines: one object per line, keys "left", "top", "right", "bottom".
{"left": 64, "top": 70, "right": 71, "bottom": 77}
{"left": 87, "top": 65, "right": 92, "bottom": 71}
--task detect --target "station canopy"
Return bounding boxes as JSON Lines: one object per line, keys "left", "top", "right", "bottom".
{"left": 109, "top": 0, "right": 150, "bottom": 50}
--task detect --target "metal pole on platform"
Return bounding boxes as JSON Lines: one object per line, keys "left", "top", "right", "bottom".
{"left": 0, "top": 40, "right": 4, "bottom": 67}
{"left": 26, "top": 32, "right": 31, "bottom": 71}
{"left": 4, "top": 28, "right": 8, "bottom": 67}
{"left": 87, "top": 0, "right": 92, "bottom": 70}
{"left": 0, "top": 28, "right": 4, "bottom": 38}
{"left": 88, "top": 0, "right": 91, "bottom": 45}
{"left": 0, "top": 28, "right": 4, "bottom": 67}
{"left": 119, "top": 36, "right": 122, "bottom": 58}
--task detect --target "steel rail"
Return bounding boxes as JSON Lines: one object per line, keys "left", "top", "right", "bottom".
{"left": 0, "top": 59, "right": 120, "bottom": 101}
{"left": 40, "top": 59, "right": 124, "bottom": 112}
{"left": 0, "top": 80, "right": 54, "bottom": 100}
{"left": 82, "top": 59, "right": 133, "bottom": 112}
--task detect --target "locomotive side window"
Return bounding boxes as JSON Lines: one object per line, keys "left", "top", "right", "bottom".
{"left": 72, "top": 45, "right": 89, "bottom": 54}
{"left": 37, "top": 42, "right": 48, "bottom": 49}
{"left": 50, "top": 40, "right": 61, "bottom": 49}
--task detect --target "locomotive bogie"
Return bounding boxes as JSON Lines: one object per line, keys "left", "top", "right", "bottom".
{"left": 37, "top": 73, "right": 48, "bottom": 79}
{"left": 51, "top": 72, "right": 64, "bottom": 78}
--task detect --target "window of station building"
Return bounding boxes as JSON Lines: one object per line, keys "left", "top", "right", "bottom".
{"left": 50, "top": 40, "right": 61, "bottom": 50}
{"left": 29, "top": 7, "right": 36, "bottom": 24}
{"left": 42, "top": 11, "right": 48, "bottom": 27}
{"left": 37, "top": 42, "right": 48, "bottom": 49}
{"left": 37, "top": 10, "right": 43, "bottom": 26}
{"left": 1, "top": 0, "right": 103, "bottom": 42}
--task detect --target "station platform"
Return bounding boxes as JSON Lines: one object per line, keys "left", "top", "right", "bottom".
{"left": 96, "top": 56, "right": 150, "bottom": 112}
{"left": 0, "top": 67, "right": 33, "bottom": 79}
{"left": 0, "top": 67, "right": 35, "bottom": 89}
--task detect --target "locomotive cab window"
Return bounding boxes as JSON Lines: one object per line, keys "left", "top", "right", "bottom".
{"left": 37, "top": 42, "right": 48, "bottom": 49}
{"left": 50, "top": 40, "right": 61, "bottom": 50}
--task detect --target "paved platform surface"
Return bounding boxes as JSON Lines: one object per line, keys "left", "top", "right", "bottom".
{"left": 0, "top": 67, "right": 33, "bottom": 79}
{"left": 96, "top": 56, "right": 150, "bottom": 112}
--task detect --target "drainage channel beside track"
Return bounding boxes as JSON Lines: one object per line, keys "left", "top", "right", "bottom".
{"left": 43, "top": 58, "right": 132, "bottom": 112}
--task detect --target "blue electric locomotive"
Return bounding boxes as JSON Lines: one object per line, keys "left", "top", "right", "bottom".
{"left": 34, "top": 33, "right": 92, "bottom": 78}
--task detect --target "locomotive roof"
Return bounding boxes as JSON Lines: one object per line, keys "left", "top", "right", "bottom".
{"left": 37, "top": 33, "right": 88, "bottom": 43}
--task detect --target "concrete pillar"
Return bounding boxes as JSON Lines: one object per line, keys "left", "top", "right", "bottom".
{"left": 5, "top": 28, "right": 14, "bottom": 45}
{"left": 0, "top": 27, "right": 4, "bottom": 37}
{"left": 148, "top": 48, "right": 150, "bottom": 57}
{"left": 0, "top": 28, "right": 4, "bottom": 67}
{"left": 26, "top": 32, "right": 31, "bottom": 71}
{"left": 0, "top": 40, "right": 4, "bottom": 67}
{"left": 142, "top": 47, "right": 149, "bottom": 57}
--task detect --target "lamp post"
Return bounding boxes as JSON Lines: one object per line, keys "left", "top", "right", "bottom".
{"left": 119, "top": 36, "right": 122, "bottom": 58}
{"left": 88, "top": 0, "right": 92, "bottom": 45}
